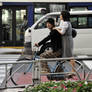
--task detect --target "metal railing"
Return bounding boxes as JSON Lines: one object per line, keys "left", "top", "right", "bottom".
{"left": 0, "top": 56, "right": 92, "bottom": 89}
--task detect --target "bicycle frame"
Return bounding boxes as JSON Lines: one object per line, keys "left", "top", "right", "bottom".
{"left": 48, "top": 61, "right": 65, "bottom": 73}
{"left": 24, "top": 47, "right": 40, "bottom": 74}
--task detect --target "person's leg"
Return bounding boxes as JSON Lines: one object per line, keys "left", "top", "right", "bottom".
{"left": 70, "top": 59, "right": 75, "bottom": 72}
{"left": 40, "top": 50, "right": 54, "bottom": 73}
{"left": 40, "top": 50, "right": 61, "bottom": 73}
{"left": 66, "top": 58, "right": 76, "bottom": 78}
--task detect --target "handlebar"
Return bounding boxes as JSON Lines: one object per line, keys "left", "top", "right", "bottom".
{"left": 32, "top": 46, "right": 39, "bottom": 53}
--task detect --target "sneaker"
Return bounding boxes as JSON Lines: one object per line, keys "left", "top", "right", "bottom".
{"left": 66, "top": 73, "right": 76, "bottom": 78}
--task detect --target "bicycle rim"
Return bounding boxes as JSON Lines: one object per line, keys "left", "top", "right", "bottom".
{"left": 9, "top": 64, "right": 26, "bottom": 85}
{"left": 10, "top": 67, "right": 17, "bottom": 85}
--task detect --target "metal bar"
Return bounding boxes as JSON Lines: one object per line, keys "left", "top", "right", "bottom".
{"left": 24, "top": 63, "right": 33, "bottom": 74}
{"left": 38, "top": 57, "right": 92, "bottom": 61}
{"left": 66, "top": 61, "right": 82, "bottom": 80}
{"left": 0, "top": 60, "right": 34, "bottom": 65}
{"left": 0, "top": 85, "right": 26, "bottom": 89}
{"left": 82, "top": 64, "right": 85, "bottom": 80}
{"left": 0, "top": 57, "right": 92, "bottom": 65}
{"left": 85, "top": 70, "right": 92, "bottom": 81}
{"left": 5, "top": 64, "right": 7, "bottom": 88}
{"left": 32, "top": 60, "right": 41, "bottom": 85}
{"left": 41, "top": 72, "right": 76, "bottom": 76}
{"left": 76, "top": 65, "right": 82, "bottom": 71}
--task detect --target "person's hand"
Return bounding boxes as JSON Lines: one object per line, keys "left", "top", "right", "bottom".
{"left": 53, "top": 27, "right": 57, "bottom": 30}
{"left": 34, "top": 43, "right": 39, "bottom": 47}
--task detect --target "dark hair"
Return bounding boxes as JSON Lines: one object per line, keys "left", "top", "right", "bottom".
{"left": 61, "top": 10, "right": 70, "bottom": 21}
{"left": 46, "top": 18, "right": 55, "bottom": 26}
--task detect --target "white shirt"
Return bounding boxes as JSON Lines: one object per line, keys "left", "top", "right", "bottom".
{"left": 58, "top": 20, "right": 69, "bottom": 35}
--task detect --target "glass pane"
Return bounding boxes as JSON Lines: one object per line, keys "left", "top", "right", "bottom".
{"left": 88, "top": 17, "right": 92, "bottom": 27}
{"left": 78, "top": 17, "right": 87, "bottom": 27}
{"left": 16, "top": 10, "right": 27, "bottom": 41}
{"left": 50, "top": 4, "right": 65, "bottom": 12}
{"left": 70, "top": 7, "right": 88, "bottom": 11}
{"left": 35, "top": 15, "right": 60, "bottom": 29}
{"left": 34, "top": 14, "right": 43, "bottom": 22}
{"left": 70, "top": 17, "right": 77, "bottom": 28}
{"left": 35, "top": 8, "right": 47, "bottom": 14}
{"left": 2, "top": 9, "right": 12, "bottom": 41}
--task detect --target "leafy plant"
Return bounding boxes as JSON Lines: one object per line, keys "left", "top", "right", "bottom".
{"left": 24, "top": 81, "right": 92, "bottom": 92}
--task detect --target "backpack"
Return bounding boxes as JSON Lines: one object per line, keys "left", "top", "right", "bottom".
{"left": 72, "top": 28, "right": 77, "bottom": 38}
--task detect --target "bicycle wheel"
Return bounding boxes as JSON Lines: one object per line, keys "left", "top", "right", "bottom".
{"left": 9, "top": 63, "right": 31, "bottom": 85}
{"left": 63, "top": 60, "right": 84, "bottom": 80}
{"left": 47, "top": 61, "right": 65, "bottom": 80}
{"left": 47, "top": 60, "right": 83, "bottom": 81}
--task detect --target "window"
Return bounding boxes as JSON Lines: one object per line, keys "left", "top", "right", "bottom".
{"left": 88, "top": 17, "right": 92, "bottom": 27}
{"left": 16, "top": 10, "right": 26, "bottom": 41}
{"left": 35, "top": 13, "right": 92, "bottom": 29}
{"left": 70, "top": 17, "right": 77, "bottom": 28}
{"left": 50, "top": 4, "right": 65, "bottom": 12}
{"left": 2, "top": 9, "right": 12, "bottom": 41}
{"left": 34, "top": 3, "right": 49, "bottom": 23}
{"left": 34, "top": 15, "right": 43, "bottom": 22}
{"left": 35, "top": 15, "right": 60, "bottom": 29}
{"left": 70, "top": 15, "right": 92, "bottom": 28}
{"left": 34, "top": 7, "right": 48, "bottom": 23}
{"left": 70, "top": 7, "right": 88, "bottom": 11}
{"left": 35, "top": 8, "right": 47, "bottom": 14}
{"left": 78, "top": 17, "right": 87, "bottom": 27}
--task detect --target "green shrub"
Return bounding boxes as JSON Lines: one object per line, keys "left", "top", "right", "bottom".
{"left": 24, "top": 81, "right": 92, "bottom": 92}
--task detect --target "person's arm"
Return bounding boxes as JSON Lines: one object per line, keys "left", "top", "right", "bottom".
{"left": 35, "top": 35, "right": 51, "bottom": 47}
{"left": 55, "top": 22, "right": 69, "bottom": 35}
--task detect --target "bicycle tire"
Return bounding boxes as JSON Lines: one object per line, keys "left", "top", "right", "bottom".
{"left": 10, "top": 67, "right": 17, "bottom": 85}
{"left": 9, "top": 64, "right": 28, "bottom": 85}
{"left": 47, "top": 61, "right": 65, "bottom": 80}
{"left": 47, "top": 60, "right": 83, "bottom": 81}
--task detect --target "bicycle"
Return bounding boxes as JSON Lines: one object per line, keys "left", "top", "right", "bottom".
{"left": 8, "top": 47, "right": 83, "bottom": 86}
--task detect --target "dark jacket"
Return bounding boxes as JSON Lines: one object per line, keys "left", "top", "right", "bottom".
{"left": 38, "top": 29, "right": 62, "bottom": 52}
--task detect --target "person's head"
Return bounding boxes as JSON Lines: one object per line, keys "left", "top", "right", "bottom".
{"left": 60, "top": 10, "right": 70, "bottom": 21}
{"left": 46, "top": 18, "right": 55, "bottom": 29}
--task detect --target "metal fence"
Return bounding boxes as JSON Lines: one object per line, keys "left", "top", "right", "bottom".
{"left": 0, "top": 56, "right": 92, "bottom": 89}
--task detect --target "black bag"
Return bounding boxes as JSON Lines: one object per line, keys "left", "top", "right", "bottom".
{"left": 72, "top": 28, "right": 77, "bottom": 38}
